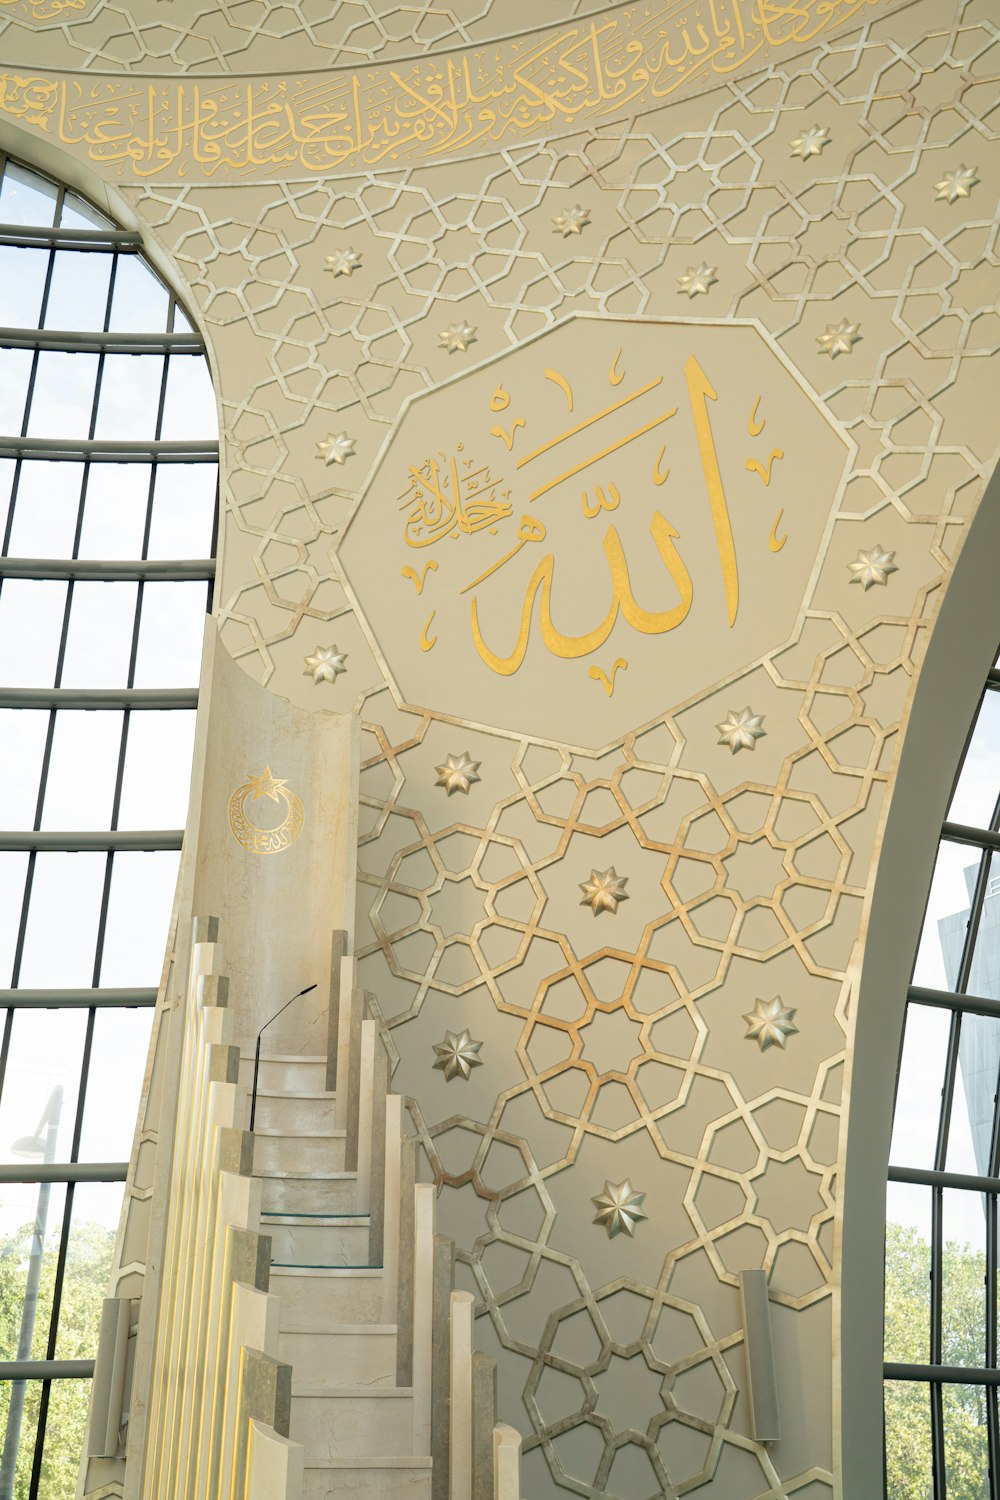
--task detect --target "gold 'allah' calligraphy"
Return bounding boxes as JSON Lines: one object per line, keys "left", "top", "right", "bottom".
{"left": 0, "top": 0, "right": 890, "bottom": 180}
{"left": 228, "top": 767, "right": 304, "bottom": 855}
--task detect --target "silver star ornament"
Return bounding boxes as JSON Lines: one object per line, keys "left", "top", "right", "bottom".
{"left": 744, "top": 997, "right": 799, "bottom": 1051}
{"left": 316, "top": 432, "right": 355, "bottom": 466}
{"left": 432, "top": 1028, "right": 483, "bottom": 1081}
{"left": 717, "top": 707, "right": 766, "bottom": 755}
{"left": 304, "top": 645, "right": 348, "bottom": 684}
{"left": 790, "top": 125, "right": 832, "bottom": 159}
{"left": 325, "top": 246, "right": 362, "bottom": 277}
{"left": 677, "top": 262, "right": 718, "bottom": 298}
{"left": 817, "top": 319, "right": 861, "bottom": 357}
{"left": 579, "top": 867, "right": 629, "bottom": 916}
{"left": 552, "top": 204, "right": 590, "bottom": 237}
{"left": 439, "top": 321, "right": 478, "bottom": 354}
{"left": 592, "top": 1179, "right": 648, "bottom": 1239}
{"left": 934, "top": 165, "right": 979, "bottom": 204}
{"left": 435, "top": 752, "right": 481, "bottom": 796}
{"left": 848, "top": 544, "right": 898, "bottom": 591}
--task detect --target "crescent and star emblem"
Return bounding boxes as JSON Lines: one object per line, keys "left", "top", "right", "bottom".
{"left": 227, "top": 767, "right": 304, "bottom": 854}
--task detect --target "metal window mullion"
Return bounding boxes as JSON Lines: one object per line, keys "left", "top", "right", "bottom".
{"left": 28, "top": 1376, "right": 52, "bottom": 1500}
{"left": 989, "top": 1385, "right": 1000, "bottom": 1500}
{"left": 935, "top": 1010, "right": 963, "bottom": 1170}
{"left": 931, "top": 1376, "right": 946, "bottom": 1500}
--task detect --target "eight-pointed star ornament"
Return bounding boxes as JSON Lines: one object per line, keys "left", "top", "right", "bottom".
{"left": 934, "top": 164, "right": 979, "bottom": 204}
{"left": 325, "top": 247, "right": 362, "bottom": 277}
{"left": 848, "top": 544, "right": 898, "bottom": 591}
{"left": 790, "top": 124, "right": 832, "bottom": 159}
{"left": 432, "top": 1028, "right": 483, "bottom": 1082}
{"left": 816, "top": 319, "right": 861, "bottom": 357}
{"left": 435, "top": 752, "right": 481, "bottom": 796}
{"left": 592, "top": 1179, "right": 648, "bottom": 1239}
{"left": 744, "top": 997, "right": 799, "bottom": 1051}
{"left": 316, "top": 432, "right": 355, "bottom": 466}
{"left": 552, "top": 203, "right": 590, "bottom": 237}
{"left": 439, "top": 321, "right": 478, "bottom": 354}
{"left": 716, "top": 707, "right": 766, "bottom": 754}
{"left": 579, "top": 867, "right": 629, "bottom": 916}
{"left": 677, "top": 262, "right": 718, "bottom": 298}
{"left": 304, "top": 645, "right": 347, "bottom": 684}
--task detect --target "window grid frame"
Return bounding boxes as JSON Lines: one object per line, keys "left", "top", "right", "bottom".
{"left": 0, "top": 149, "right": 218, "bottom": 1495}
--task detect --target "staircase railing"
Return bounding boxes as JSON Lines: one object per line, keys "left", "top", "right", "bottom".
{"left": 248, "top": 983, "right": 316, "bottom": 1131}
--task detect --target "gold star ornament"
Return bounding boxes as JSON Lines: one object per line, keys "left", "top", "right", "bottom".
{"left": 325, "top": 247, "right": 362, "bottom": 277}
{"left": 435, "top": 752, "right": 481, "bottom": 796}
{"left": 934, "top": 165, "right": 979, "bottom": 204}
{"left": 790, "top": 125, "right": 832, "bottom": 159}
{"left": 677, "top": 262, "right": 718, "bottom": 298}
{"left": 716, "top": 707, "right": 766, "bottom": 755}
{"left": 592, "top": 1179, "right": 647, "bottom": 1239}
{"left": 848, "top": 544, "right": 898, "bottom": 591}
{"left": 579, "top": 867, "right": 629, "bottom": 916}
{"left": 816, "top": 319, "right": 861, "bottom": 357}
{"left": 552, "top": 204, "right": 590, "bottom": 237}
{"left": 744, "top": 997, "right": 799, "bottom": 1051}
{"left": 304, "top": 645, "right": 347, "bottom": 684}
{"left": 316, "top": 432, "right": 355, "bottom": 466}
{"left": 432, "top": 1028, "right": 483, "bottom": 1081}
{"left": 439, "top": 321, "right": 478, "bottom": 354}
{"left": 246, "top": 766, "right": 287, "bottom": 803}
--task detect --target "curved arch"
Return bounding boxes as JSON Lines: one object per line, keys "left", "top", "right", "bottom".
{"left": 840, "top": 458, "right": 1000, "bottom": 1492}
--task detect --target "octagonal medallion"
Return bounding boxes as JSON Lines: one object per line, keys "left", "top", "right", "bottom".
{"left": 338, "top": 315, "right": 849, "bottom": 750}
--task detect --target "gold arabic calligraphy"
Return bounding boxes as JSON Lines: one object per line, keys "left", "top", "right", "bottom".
{"left": 0, "top": 0, "right": 889, "bottom": 178}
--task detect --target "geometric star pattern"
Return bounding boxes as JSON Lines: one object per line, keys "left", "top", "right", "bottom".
{"left": 716, "top": 707, "right": 767, "bottom": 754}
{"left": 743, "top": 997, "right": 800, "bottom": 1051}
{"left": 848, "top": 545, "right": 899, "bottom": 591}
{"left": 303, "top": 645, "right": 347, "bottom": 683}
{"left": 579, "top": 866, "right": 630, "bottom": 915}
{"left": 432, "top": 1028, "right": 484, "bottom": 1081}
{"left": 592, "top": 1179, "right": 648, "bottom": 1238}
{"left": 816, "top": 319, "right": 862, "bottom": 357}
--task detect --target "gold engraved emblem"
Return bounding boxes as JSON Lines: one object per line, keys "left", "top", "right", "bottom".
{"left": 227, "top": 767, "right": 304, "bottom": 855}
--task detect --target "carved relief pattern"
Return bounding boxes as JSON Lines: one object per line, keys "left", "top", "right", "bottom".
{"left": 30, "top": 0, "right": 997, "bottom": 1494}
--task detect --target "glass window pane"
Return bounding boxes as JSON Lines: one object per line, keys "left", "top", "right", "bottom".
{"left": 966, "top": 850, "right": 1000, "bottom": 1001}
{"left": 25, "top": 351, "right": 99, "bottom": 439}
{"left": 0, "top": 162, "right": 58, "bottom": 226}
{"left": 97, "top": 850, "right": 179, "bottom": 987}
{"left": 43, "top": 250, "right": 113, "bottom": 333}
{"left": 173, "top": 305, "right": 193, "bottom": 334}
{"left": 0, "top": 854, "right": 28, "bottom": 985}
{"left": 890, "top": 1003, "right": 951, "bottom": 1168}
{"left": 0, "top": 1379, "right": 42, "bottom": 1496}
{"left": 59, "top": 192, "right": 111, "bottom": 230}
{"left": 117, "top": 710, "right": 196, "bottom": 830}
{"left": 147, "top": 464, "right": 216, "bottom": 559}
{"left": 159, "top": 357, "right": 217, "bottom": 440}
{"left": 17, "top": 852, "right": 106, "bottom": 988}
{"left": 942, "top": 1383, "right": 989, "bottom": 1496}
{"left": 950, "top": 687, "right": 1000, "bottom": 829}
{"left": 108, "top": 256, "right": 169, "bottom": 333}
{"left": 0, "top": 578, "right": 68, "bottom": 687}
{"left": 5, "top": 461, "right": 83, "bottom": 559}
{"left": 77, "top": 1012, "right": 153, "bottom": 1161}
{"left": 53, "top": 1181, "right": 123, "bottom": 1359}
{"left": 0, "top": 1011, "right": 87, "bottom": 1162}
{"left": 59, "top": 581, "right": 138, "bottom": 689}
{"left": 36, "top": 1378, "right": 94, "bottom": 1496}
{"left": 76, "top": 463, "right": 150, "bottom": 559}
{"left": 40, "top": 711, "right": 122, "bottom": 832}
{"left": 883, "top": 1382, "right": 932, "bottom": 1498}
{"left": 0, "top": 711, "right": 46, "bottom": 830}
{"left": 0, "top": 245, "right": 49, "bottom": 327}
{"left": 948, "top": 1011, "right": 1000, "bottom": 1174}
{"left": 92, "top": 354, "right": 165, "bottom": 442}
{"left": 0, "top": 1182, "right": 67, "bottom": 1362}
{"left": 0, "top": 346, "right": 33, "bottom": 433}
{"left": 884, "top": 1181, "right": 931, "bottom": 1362}
{"left": 131, "top": 581, "right": 206, "bottom": 688}
{"left": 941, "top": 1187, "right": 987, "bottom": 1368}
{"left": 914, "top": 840, "right": 985, "bottom": 992}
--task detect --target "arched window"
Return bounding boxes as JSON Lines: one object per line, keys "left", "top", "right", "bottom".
{"left": 885, "top": 653, "right": 1000, "bottom": 1494}
{"left": 0, "top": 154, "right": 217, "bottom": 1495}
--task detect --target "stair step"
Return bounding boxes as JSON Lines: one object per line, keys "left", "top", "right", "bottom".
{"left": 278, "top": 1324, "right": 397, "bottom": 1388}
{"left": 259, "top": 1172, "right": 360, "bottom": 1216}
{"left": 253, "top": 1132, "right": 347, "bottom": 1175}
{"left": 290, "top": 1386, "right": 414, "bottom": 1458}
{"left": 272, "top": 1266, "right": 386, "bottom": 1324}
{"left": 267, "top": 1215, "right": 370, "bottom": 1268}
{"left": 253, "top": 1092, "right": 338, "bottom": 1134}
{"left": 302, "top": 1456, "right": 432, "bottom": 1499}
